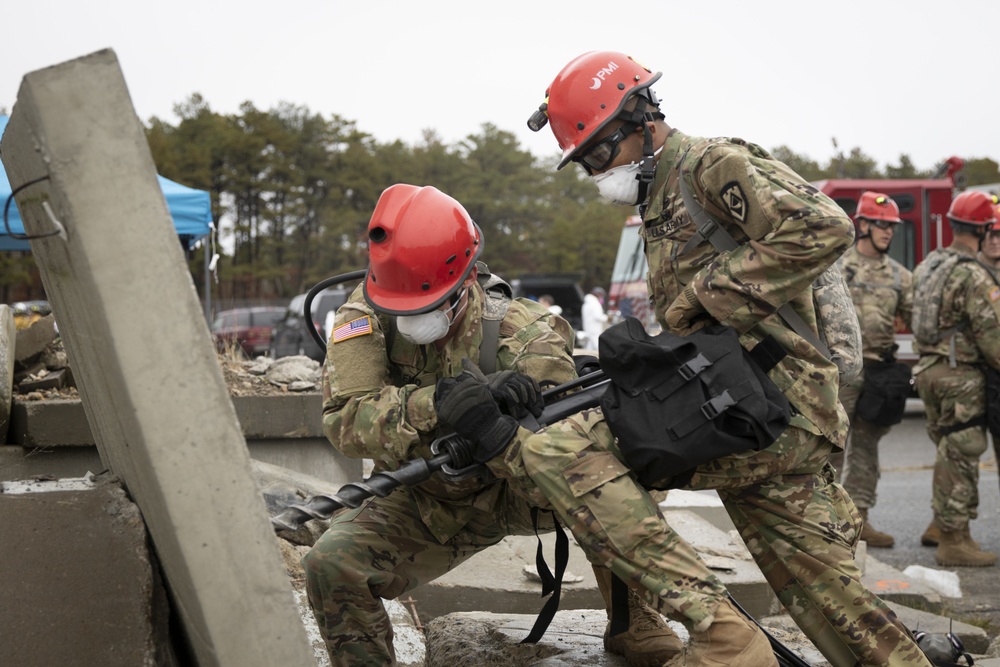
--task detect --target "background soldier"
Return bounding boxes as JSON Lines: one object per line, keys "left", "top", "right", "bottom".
{"left": 302, "top": 184, "right": 681, "bottom": 666}
{"left": 832, "top": 191, "right": 913, "bottom": 548}
{"left": 913, "top": 190, "right": 1000, "bottom": 567}
{"left": 524, "top": 50, "right": 931, "bottom": 666}
{"left": 978, "top": 202, "right": 1000, "bottom": 276}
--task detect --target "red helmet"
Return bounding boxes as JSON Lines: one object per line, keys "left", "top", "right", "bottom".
{"left": 854, "top": 191, "right": 901, "bottom": 223}
{"left": 947, "top": 190, "right": 998, "bottom": 226}
{"left": 538, "top": 51, "right": 661, "bottom": 169}
{"left": 363, "top": 184, "right": 483, "bottom": 315}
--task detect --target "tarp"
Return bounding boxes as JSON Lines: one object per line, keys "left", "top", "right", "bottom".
{"left": 0, "top": 114, "right": 212, "bottom": 251}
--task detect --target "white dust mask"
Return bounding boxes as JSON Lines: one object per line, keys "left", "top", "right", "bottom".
{"left": 593, "top": 162, "right": 643, "bottom": 205}
{"left": 396, "top": 289, "right": 467, "bottom": 345}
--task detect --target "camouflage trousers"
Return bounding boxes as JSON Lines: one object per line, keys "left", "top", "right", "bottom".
{"left": 914, "top": 361, "right": 988, "bottom": 532}
{"left": 522, "top": 408, "right": 931, "bottom": 667}
{"left": 834, "top": 368, "right": 893, "bottom": 508}
{"left": 301, "top": 482, "right": 556, "bottom": 666}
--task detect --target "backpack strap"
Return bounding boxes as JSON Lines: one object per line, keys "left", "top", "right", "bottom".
{"left": 677, "top": 163, "right": 832, "bottom": 359}
{"left": 476, "top": 261, "right": 513, "bottom": 375}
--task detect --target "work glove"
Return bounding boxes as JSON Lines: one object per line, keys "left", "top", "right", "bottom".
{"left": 663, "top": 284, "right": 712, "bottom": 335}
{"left": 435, "top": 361, "right": 519, "bottom": 464}
{"left": 484, "top": 370, "right": 545, "bottom": 419}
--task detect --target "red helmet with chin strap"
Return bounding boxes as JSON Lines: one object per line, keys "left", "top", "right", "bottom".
{"left": 364, "top": 184, "right": 483, "bottom": 315}
{"left": 531, "top": 51, "right": 662, "bottom": 170}
{"left": 854, "top": 191, "right": 902, "bottom": 223}
{"left": 947, "top": 190, "right": 998, "bottom": 226}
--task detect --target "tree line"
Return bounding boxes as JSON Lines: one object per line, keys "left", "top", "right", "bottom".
{"left": 4, "top": 95, "right": 999, "bottom": 307}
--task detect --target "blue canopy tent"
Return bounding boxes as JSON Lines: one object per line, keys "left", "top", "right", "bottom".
{"left": 0, "top": 114, "right": 213, "bottom": 251}
{"left": 1, "top": 114, "right": 217, "bottom": 319}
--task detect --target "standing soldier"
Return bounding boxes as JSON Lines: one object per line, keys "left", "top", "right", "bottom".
{"left": 912, "top": 189, "right": 999, "bottom": 567}
{"left": 978, "top": 202, "right": 1000, "bottom": 276}
{"left": 524, "top": 50, "right": 931, "bottom": 666}
{"left": 834, "top": 192, "right": 913, "bottom": 548}
{"left": 302, "top": 184, "right": 682, "bottom": 666}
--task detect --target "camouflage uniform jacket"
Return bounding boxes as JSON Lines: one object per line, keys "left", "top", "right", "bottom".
{"left": 321, "top": 283, "right": 576, "bottom": 543}
{"left": 912, "top": 244, "right": 1000, "bottom": 375}
{"left": 641, "top": 129, "right": 853, "bottom": 447}
{"left": 838, "top": 246, "right": 912, "bottom": 361}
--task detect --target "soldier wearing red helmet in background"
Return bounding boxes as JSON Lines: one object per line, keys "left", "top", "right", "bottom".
{"left": 830, "top": 192, "right": 913, "bottom": 549}
{"left": 912, "top": 189, "right": 1000, "bottom": 567}
{"left": 525, "top": 51, "right": 932, "bottom": 666}
{"left": 978, "top": 199, "right": 1000, "bottom": 276}
{"left": 302, "top": 184, "right": 682, "bottom": 666}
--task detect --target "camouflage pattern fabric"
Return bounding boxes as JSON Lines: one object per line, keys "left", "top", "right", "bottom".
{"left": 834, "top": 246, "right": 913, "bottom": 506}
{"left": 643, "top": 130, "right": 852, "bottom": 450}
{"left": 813, "top": 262, "right": 864, "bottom": 385}
{"left": 522, "top": 411, "right": 929, "bottom": 666}
{"left": 523, "top": 131, "right": 930, "bottom": 666}
{"left": 303, "top": 282, "right": 577, "bottom": 664}
{"left": 912, "top": 244, "right": 1000, "bottom": 531}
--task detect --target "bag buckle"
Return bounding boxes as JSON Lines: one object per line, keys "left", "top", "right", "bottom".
{"left": 677, "top": 353, "right": 711, "bottom": 381}
{"left": 701, "top": 391, "right": 736, "bottom": 420}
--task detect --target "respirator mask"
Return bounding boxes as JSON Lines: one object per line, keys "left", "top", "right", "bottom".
{"left": 396, "top": 288, "right": 468, "bottom": 345}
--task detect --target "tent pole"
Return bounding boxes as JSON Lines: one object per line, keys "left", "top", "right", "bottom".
{"left": 203, "top": 240, "right": 211, "bottom": 325}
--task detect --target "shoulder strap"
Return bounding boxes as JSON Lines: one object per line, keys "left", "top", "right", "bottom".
{"left": 476, "top": 261, "right": 512, "bottom": 375}
{"left": 677, "top": 165, "right": 831, "bottom": 358}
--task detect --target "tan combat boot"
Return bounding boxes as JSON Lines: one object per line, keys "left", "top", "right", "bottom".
{"left": 666, "top": 596, "right": 777, "bottom": 667}
{"left": 592, "top": 565, "right": 683, "bottom": 667}
{"left": 858, "top": 508, "right": 894, "bottom": 548}
{"left": 935, "top": 527, "right": 997, "bottom": 567}
{"left": 922, "top": 520, "right": 979, "bottom": 549}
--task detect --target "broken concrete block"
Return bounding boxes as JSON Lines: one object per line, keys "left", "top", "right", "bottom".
{"left": 13, "top": 314, "right": 56, "bottom": 364}
{"left": 17, "top": 367, "right": 67, "bottom": 393}
{"left": 0, "top": 305, "right": 13, "bottom": 442}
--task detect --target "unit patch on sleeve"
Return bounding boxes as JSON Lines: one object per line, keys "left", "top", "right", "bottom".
{"left": 990, "top": 286, "right": 1000, "bottom": 303}
{"left": 720, "top": 181, "right": 748, "bottom": 223}
{"left": 332, "top": 316, "right": 373, "bottom": 343}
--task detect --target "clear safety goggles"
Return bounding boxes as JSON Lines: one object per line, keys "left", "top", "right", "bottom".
{"left": 574, "top": 122, "right": 637, "bottom": 173}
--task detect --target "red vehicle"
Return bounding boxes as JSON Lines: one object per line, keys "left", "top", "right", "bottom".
{"left": 607, "top": 158, "right": 967, "bottom": 361}
{"left": 211, "top": 306, "right": 285, "bottom": 357}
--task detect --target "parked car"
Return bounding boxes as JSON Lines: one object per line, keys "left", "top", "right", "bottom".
{"left": 269, "top": 288, "right": 351, "bottom": 361}
{"left": 211, "top": 307, "right": 285, "bottom": 357}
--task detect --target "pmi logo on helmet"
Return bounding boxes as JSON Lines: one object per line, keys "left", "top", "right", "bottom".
{"left": 589, "top": 61, "right": 620, "bottom": 90}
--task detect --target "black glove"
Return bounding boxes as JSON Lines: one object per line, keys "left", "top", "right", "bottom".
{"left": 435, "top": 371, "right": 519, "bottom": 464}
{"left": 485, "top": 370, "right": 545, "bottom": 419}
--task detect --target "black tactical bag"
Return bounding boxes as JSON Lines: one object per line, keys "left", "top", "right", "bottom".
{"left": 985, "top": 365, "right": 1000, "bottom": 439}
{"left": 599, "top": 317, "right": 790, "bottom": 489}
{"left": 856, "top": 360, "right": 913, "bottom": 427}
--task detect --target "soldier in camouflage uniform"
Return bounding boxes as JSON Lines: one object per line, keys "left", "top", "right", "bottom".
{"left": 979, "top": 206, "right": 1000, "bottom": 490}
{"left": 301, "top": 184, "right": 682, "bottom": 666}
{"left": 912, "top": 189, "right": 999, "bottom": 567}
{"left": 831, "top": 192, "right": 913, "bottom": 548}
{"left": 525, "top": 51, "right": 931, "bottom": 666}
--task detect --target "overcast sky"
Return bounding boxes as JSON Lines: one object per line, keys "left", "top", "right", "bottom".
{"left": 2, "top": 0, "right": 997, "bottom": 175}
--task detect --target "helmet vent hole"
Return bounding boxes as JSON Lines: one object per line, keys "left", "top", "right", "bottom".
{"left": 421, "top": 282, "right": 431, "bottom": 291}
{"left": 369, "top": 227, "right": 387, "bottom": 243}
{"left": 577, "top": 122, "right": 585, "bottom": 130}
{"left": 465, "top": 248, "right": 471, "bottom": 256}
{"left": 618, "top": 83, "right": 626, "bottom": 90}
{"left": 445, "top": 254, "right": 457, "bottom": 264}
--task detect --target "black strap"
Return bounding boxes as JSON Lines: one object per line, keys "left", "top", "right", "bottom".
{"left": 521, "top": 507, "right": 569, "bottom": 644}
{"left": 939, "top": 415, "right": 987, "bottom": 436}
{"left": 609, "top": 573, "right": 630, "bottom": 637}
{"left": 748, "top": 335, "right": 787, "bottom": 373}
{"left": 479, "top": 317, "right": 501, "bottom": 375}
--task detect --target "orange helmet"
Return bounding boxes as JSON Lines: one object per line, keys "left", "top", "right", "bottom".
{"left": 529, "top": 51, "right": 662, "bottom": 169}
{"left": 363, "top": 185, "right": 483, "bottom": 315}
{"left": 947, "top": 190, "right": 998, "bottom": 226}
{"left": 854, "top": 191, "right": 901, "bottom": 223}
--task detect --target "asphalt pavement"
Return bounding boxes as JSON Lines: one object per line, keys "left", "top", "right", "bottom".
{"left": 862, "top": 400, "right": 1000, "bottom": 641}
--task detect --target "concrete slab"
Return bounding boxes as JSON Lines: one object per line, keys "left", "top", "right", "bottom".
{"left": 0, "top": 476, "right": 172, "bottom": 666}
{"left": 2, "top": 49, "right": 312, "bottom": 666}
{"left": 862, "top": 554, "right": 943, "bottom": 614}
{"left": 0, "top": 305, "right": 13, "bottom": 443}
{"left": 5, "top": 394, "right": 362, "bottom": 484}
{"left": 417, "top": 507, "right": 780, "bottom": 623}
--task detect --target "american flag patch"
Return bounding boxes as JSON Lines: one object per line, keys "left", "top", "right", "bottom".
{"left": 332, "top": 316, "right": 373, "bottom": 343}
